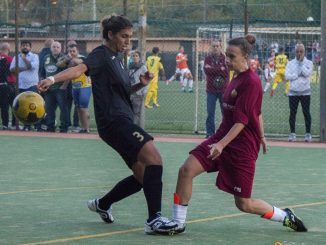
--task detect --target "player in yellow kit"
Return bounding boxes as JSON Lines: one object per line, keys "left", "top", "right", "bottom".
{"left": 145, "top": 47, "right": 165, "bottom": 108}
{"left": 270, "top": 47, "right": 289, "bottom": 96}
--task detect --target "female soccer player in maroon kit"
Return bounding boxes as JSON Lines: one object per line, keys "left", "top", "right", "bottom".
{"left": 172, "top": 35, "right": 307, "bottom": 234}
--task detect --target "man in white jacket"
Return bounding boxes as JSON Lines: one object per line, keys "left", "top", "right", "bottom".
{"left": 285, "top": 43, "right": 313, "bottom": 142}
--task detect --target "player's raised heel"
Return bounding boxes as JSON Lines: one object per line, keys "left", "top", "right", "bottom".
{"left": 145, "top": 214, "right": 178, "bottom": 235}
{"left": 283, "top": 208, "right": 307, "bottom": 232}
{"left": 87, "top": 199, "right": 114, "bottom": 223}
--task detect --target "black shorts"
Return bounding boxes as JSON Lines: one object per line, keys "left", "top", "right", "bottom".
{"left": 98, "top": 117, "right": 153, "bottom": 169}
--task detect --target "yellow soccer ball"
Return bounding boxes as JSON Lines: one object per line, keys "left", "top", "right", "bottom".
{"left": 13, "top": 91, "right": 45, "bottom": 125}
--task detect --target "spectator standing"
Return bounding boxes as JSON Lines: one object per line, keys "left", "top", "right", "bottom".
{"left": 203, "top": 41, "right": 229, "bottom": 138}
{"left": 0, "top": 43, "right": 11, "bottom": 129}
{"left": 66, "top": 44, "right": 92, "bottom": 133}
{"left": 129, "top": 50, "right": 148, "bottom": 128}
{"left": 40, "top": 41, "right": 69, "bottom": 132}
{"left": 38, "top": 39, "right": 54, "bottom": 130}
{"left": 9, "top": 40, "right": 39, "bottom": 131}
{"left": 285, "top": 43, "right": 313, "bottom": 142}
{"left": 65, "top": 39, "right": 80, "bottom": 131}
{"left": 38, "top": 39, "right": 54, "bottom": 76}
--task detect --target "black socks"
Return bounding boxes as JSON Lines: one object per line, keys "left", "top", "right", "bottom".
{"left": 143, "top": 165, "right": 163, "bottom": 221}
{"left": 99, "top": 175, "right": 142, "bottom": 210}
{"left": 98, "top": 165, "right": 163, "bottom": 222}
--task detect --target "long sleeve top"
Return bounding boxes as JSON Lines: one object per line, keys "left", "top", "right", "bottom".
{"left": 285, "top": 57, "right": 313, "bottom": 96}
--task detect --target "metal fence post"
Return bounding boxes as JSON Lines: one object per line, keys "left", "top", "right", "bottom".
{"left": 320, "top": 0, "right": 326, "bottom": 142}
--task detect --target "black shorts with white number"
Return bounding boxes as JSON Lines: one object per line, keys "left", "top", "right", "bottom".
{"left": 98, "top": 117, "right": 153, "bottom": 169}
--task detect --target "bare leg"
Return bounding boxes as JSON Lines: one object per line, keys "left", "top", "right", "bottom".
{"left": 175, "top": 155, "right": 205, "bottom": 204}
{"left": 234, "top": 196, "right": 273, "bottom": 215}
{"left": 79, "top": 108, "right": 90, "bottom": 130}
{"left": 172, "top": 155, "right": 205, "bottom": 231}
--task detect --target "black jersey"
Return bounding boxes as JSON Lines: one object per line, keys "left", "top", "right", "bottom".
{"left": 83, "top": 45, "right": 133, "bottom": 130}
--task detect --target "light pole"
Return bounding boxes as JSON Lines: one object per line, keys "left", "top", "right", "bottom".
{"left": 320, "top": 0, "right": 326, "bottom": 142}
{"left": 244, "top": 0, "right": 248, "bottom": 35}
{"left": 4, "top": 0, "right": 9, "bottom": 37}
{"left": 92, "top": 0, "right": 96, "bottom": 37}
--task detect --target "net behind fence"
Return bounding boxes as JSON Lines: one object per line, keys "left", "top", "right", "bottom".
{"left": 0, "top": 0, "right": 322, "bottom": 139}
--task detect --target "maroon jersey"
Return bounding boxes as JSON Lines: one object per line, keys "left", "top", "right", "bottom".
{"left": 190, "top": 69, "right": 263, "bottom": 198}
{"left": 216, "top": 68, "right": 262, "bottom": 160}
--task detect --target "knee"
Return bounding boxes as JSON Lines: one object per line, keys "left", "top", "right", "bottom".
{"left": 178, "top": 164, "right": 194, "bottom": 180}
{"left": 234, "top": 198, "right": 252, "bottom": 213}
{"left": 151, "top": 151, "right": 162, "bottom": 165}
{"left": 139, "top": 143, "right": 163, "bottom": 166}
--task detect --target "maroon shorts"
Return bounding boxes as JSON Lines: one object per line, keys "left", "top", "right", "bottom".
{"left": 190, "top": 136, "right": 256, "bottom": 198}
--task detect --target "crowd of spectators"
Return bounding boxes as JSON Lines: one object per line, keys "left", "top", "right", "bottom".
{"left": 0, "top": 39, "right": 91, "bottom": 133}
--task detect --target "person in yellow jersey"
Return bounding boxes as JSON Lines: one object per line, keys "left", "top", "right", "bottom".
{"left": 270, "top": 47, "right": 289, "bottom": 96}
{"left": 145, "top": 47, "right": 165, "bottom": 108}
{"left": 64, "top": 44, "right": 92, "bottom": 133}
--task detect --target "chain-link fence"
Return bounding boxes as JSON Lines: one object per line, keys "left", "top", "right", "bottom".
{"left": 195, "top": 27, "right": 321, "bottom": 138}
{"left": 0, "top": 0, "right": 322, "bottom": 139}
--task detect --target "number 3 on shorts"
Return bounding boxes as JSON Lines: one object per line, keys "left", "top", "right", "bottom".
{"left": 133, "top": 131, "right": 144, "bottom": 142}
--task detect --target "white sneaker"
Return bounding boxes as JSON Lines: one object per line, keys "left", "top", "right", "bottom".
{"left": 145, "top": 214, "right": 178, "bottom": 235}
{"left": 72, "top": 126, "right": 82, "bottom": 133}
{"left": 173, "top": 222, "right": 186, "bottom": 234}
{"left": 288, "top": 133, "right": 296, "bottom": 142}
{"left": 87, "top": 199, "right": 114, "bottom": 223}
{"left": 304, "top": 133, "right": 312, "bottom": 142}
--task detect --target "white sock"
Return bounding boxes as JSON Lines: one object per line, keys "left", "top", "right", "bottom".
{"left": 188, "top": 80, "right": 193, "bottom": 90}
{"left": 262, "top": 206, "right": 287, "bottom": 222}
{"left": 264, "top": 82, "right": 270, "bottom": 92}
{"left": 183, "top": 78, "right": 188, "bottom": 88}
{"left": 272, "top": 207, "right": 287, "bottom": 222}
{"left": 173, "top": 204, "right": 188, "bottom": 224}
{"left": 168, "top": 75, "right": 175, "bottom": 82}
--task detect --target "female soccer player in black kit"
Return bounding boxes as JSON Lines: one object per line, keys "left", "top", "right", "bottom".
{"left": 38, "top": 15, "right": 177, "bottom": 235}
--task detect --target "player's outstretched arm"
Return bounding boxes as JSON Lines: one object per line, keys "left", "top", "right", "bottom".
{"left": 38, "top": 63, "right": 88, "bottom": 92}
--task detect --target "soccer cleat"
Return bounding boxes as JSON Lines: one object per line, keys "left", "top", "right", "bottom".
{"left": 283, "top": 208, "right": 307, "bottom": 232}
{"left": 173, "top": 222, "right": 186, "bottom": 234}
{"left": 145, "top": 214, "right": 178, "bottom": 235}
{"left": 153, "top": 103, "right": 160, "bottom": 108}
{"left": 288, "top": 133, "right": 296, "bottom": 142}
{"left": 145, "top": 105, "right": 153, "bottom": 109}
{"left": 87, "top": 199, "right": 114, "bottom": 223}
{"left": 304, "top": 133, "right": 312, "bottom": 142}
